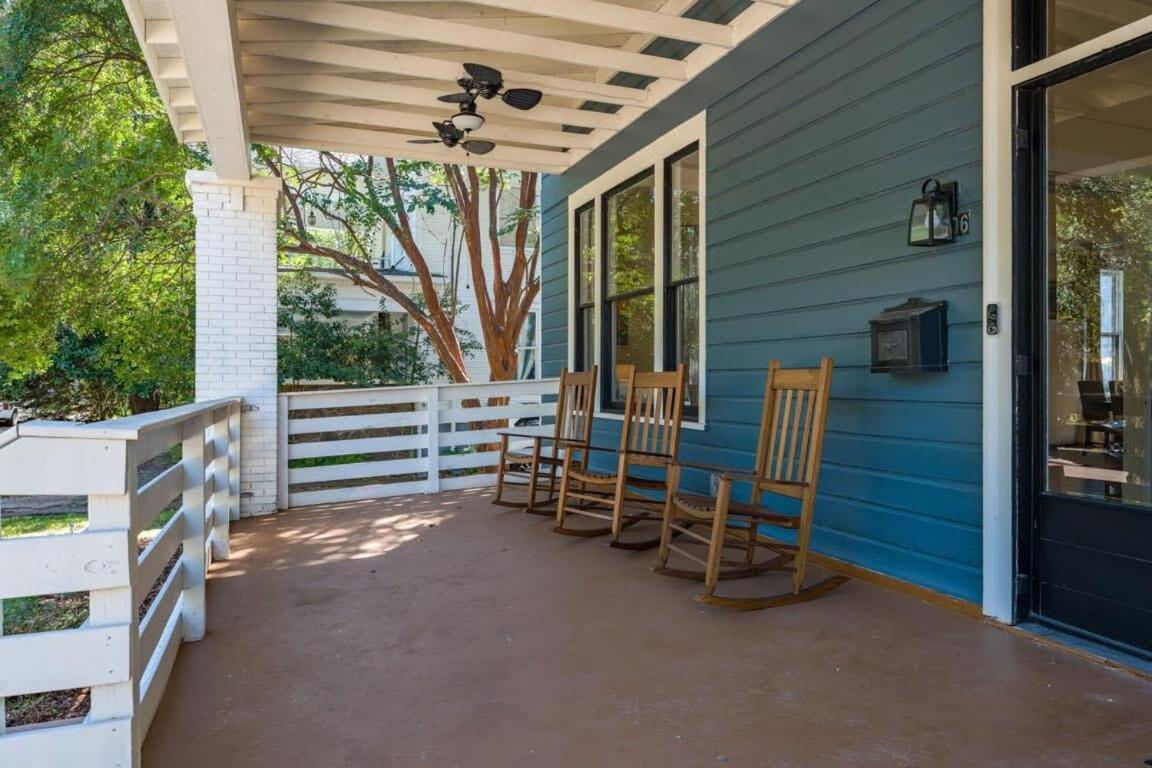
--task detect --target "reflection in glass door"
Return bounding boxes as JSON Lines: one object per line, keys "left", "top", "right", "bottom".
{"left": 1025, "top": 49, "right": 1152, "bottom": 657}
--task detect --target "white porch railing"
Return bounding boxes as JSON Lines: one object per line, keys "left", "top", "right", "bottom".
{"left": 279, "top": 378, "right": 559, "bottom": 508}
{"left": 0, "top": 398, "right": 240, "bottom": 767}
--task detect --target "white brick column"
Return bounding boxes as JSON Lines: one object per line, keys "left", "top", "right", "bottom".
{"left": 187, "top": 170, "right": 281, "bottom": 517}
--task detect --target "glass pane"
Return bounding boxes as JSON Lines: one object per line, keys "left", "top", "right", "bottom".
{"left": 605, "top": 172, "right": 655, "bottom": 297}
{"left": 669, "top": 147, "right": 701, "bottom": 281}
{"left": 609, "top": 293, "right": 654, "bottom": 403}
{"left": 578, "top": 307, "right": 595, "bottom": 373}
{"left": 1046, "top": 1, "right": 1152, "bottom": 57}
{"left": 576, "top": 204, "right": 595, "bottom": 305}
{"left": 1045, "top": 51, "right": 1152, "bottom": 505}
{"left": 674, "top": 282, "right": 700, "bottom": 411}
{"left": 517, "top": 312, "right": 537, "bottom": 380}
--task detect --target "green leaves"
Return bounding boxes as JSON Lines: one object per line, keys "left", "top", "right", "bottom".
{"left": 0, "top": 0, "right": 200, "bottom": 408}
{"left": 278, "top": 271, "right": 472, "bottom": 387}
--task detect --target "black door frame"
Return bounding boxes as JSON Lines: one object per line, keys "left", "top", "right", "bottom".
{"left": 1012, "top": 26, "right": 1152, "bottom": 657}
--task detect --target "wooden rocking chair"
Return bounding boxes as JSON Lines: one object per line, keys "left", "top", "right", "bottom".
{"left": 656, "top": 358, "right": 847, "bottom": 609}
{"left": 554, "top": 364, "right": 686, "bottom": 549}
{"left": 493, "top": 367, "right": 597, "bottom": 514}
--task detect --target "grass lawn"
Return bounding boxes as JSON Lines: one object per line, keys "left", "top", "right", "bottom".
{"left": 0, "top": 512, "right": 88, "bottom": 537}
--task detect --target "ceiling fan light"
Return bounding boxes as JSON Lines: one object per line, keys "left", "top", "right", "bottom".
{"left": 451, "top": 111, "right": 485, "bottom": 132}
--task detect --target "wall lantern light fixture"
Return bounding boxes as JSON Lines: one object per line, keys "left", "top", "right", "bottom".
{"left": 908, "top": 179, "right": 970, "bottom": 247}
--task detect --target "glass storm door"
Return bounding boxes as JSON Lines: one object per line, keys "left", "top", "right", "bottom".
{"left": 1020, "top": 50, "right": 1152, "bottom": 657}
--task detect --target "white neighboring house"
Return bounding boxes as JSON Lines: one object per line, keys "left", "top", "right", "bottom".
{"left": 281, "top": 175, "right": 541, "bottom": 384}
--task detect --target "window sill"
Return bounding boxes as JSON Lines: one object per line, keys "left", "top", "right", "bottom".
{"left": 594, "top": 410, "right": 706, "bottom": 431}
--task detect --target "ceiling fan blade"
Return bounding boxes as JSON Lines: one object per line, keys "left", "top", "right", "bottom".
{"left": 462, "top": 139, "right": 495, "bottom": 156}
{"left": 501, "top": 88, "right": 543, "bottom": 111}
{"left": 438, "top": 93, "right": 474, "bottom": 104}
{"left": 464, "top": 62, "right": 503, "bottom": 86}
{"left": 408, "top": 139, "right": 442, "bottom": 144}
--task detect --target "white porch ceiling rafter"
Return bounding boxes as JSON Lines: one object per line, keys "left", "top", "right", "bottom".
{"left": 122, "top": 0, "right": 801, "bottom": 175}
{"left": 240, "top": 2, "right": 691, "bottom": 81}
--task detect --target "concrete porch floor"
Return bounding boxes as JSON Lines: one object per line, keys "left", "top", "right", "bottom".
{"left": 144, "top": 491, "right": 1152, "bottom": 767}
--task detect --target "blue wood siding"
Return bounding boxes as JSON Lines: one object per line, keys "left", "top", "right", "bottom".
{"left": 541, "top": 0, "right": 983, "bottom": 601}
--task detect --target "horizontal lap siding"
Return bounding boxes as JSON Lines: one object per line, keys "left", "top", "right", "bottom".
{"left": 541, "top": 0, "right": 983, "bottom": 601}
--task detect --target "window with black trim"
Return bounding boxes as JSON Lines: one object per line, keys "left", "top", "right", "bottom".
{"left": 568, "top": 113, "right": 706, "bottom": 423}
{"left": 1014, "top": 0, "right": 1152, "bottom": 67}
{"left": 602, "top": 169, "right": 656, "bottom": 408}
{"left": 573, "top": 202, "right": 596, "bottom": 373}
{"left": 665, "top": 143, "right": 701, "bottom": 416}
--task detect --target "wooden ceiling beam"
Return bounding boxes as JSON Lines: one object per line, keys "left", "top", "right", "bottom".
{"left": 252, "top": 101, "right": 595, "bottom": 149}
{"left": 240, "top": 41, "right": 650, "bottom": 106}
{"left": 242, "top": 73, "right": 625, "bottom": 130}
{"left": 235, "top": 17, "right": 620, "bottom": 42}
{"left": 251, "top": 124, "right": 571, "bottom": 174}
{"left": 454, "top": 0, "right": 733, "bottom": 47}
{"left": 240, "top": 2, "right": 688, "bottom": 80}
{"left": 168, "top": 0, "right": 251, "bottom": 179}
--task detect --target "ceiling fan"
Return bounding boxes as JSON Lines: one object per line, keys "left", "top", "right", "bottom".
{"left": 408, "top": 119, "right": 495, "bottom": 156}
{"left": 437, "top": 62, "right": 544, "bottom": 132}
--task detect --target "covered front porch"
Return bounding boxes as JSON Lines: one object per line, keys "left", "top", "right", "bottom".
{"left": 143, "top": 492, "right": 1152, "bottom": 767}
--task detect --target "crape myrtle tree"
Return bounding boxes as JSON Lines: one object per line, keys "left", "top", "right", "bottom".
{"left": 258, "top": 147, "right": 541, "bottom": 385}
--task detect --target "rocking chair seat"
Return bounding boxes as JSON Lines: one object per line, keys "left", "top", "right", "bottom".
{"left": 670, "top": 492, "right": 800, "bottom": 528}
{"left": 567, "top": 467, "right": 668, "bottom": 490}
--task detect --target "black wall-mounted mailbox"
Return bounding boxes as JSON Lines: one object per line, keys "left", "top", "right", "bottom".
{"left": 870, "top": 298, "right": 948, "bottom": 374}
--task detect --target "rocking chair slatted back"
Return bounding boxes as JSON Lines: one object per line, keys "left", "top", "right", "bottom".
{"left": 555, "top": 367, "right": 597, "bottom": 446}
{"left": 619, "top": 366, "right": 687, "bottom": 467}
{"left": 753, "top": 358, "right": 834, "bottom": 501}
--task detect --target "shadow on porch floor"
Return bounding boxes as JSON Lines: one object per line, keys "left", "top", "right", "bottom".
{"left": 144, "top": 490, "right": 1152, "bottom": 767}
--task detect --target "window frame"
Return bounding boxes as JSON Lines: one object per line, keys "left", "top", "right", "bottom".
{"left": 600, "top": 167, "right": 658, "bottom": 411}
{"left": 517, "top": 309, "right": 539, "bottom": 380}
{"left": 663, "top": 141, "right": 702, "bottom": 419}
{"left": 573, "top": 201, "right": 597, "bottom": 374}
{"left": 566, "top": 111, "right": 707, "bottom": 428}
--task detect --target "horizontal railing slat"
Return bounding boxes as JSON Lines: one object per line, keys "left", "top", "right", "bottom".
{"left": 434, "top": 378, "right": 559, "bottom": 400}
{"left": 0, "top": 719, "right": 134, "bottom": 766}
{"left": 139, "top": 609, "right": 183, "bottom": 738}
{"left": 134, "top": 462, "right": 183, "bottom": 534}
{"left": 135, "top": 512, "right": 185, "bottom": 606}
{"left": 290, "top": 457, "right": 427, "bottom": 484}
{"left": 286, "top": 388, "right": 432, "bottom": 410}
{"left": 133, "top": 423, "right": 182, "bottom": 467}
{"left": 288, "top": 410, "right": 427, "bottom": 435}
{"left": 439, "top": 403, "right": 553, "bottom": 423}
{"left": 289, "top": 480, "right": 428, "bottom": 507}
{"left": 0, "top": 625, "right": 131, "bottom": 697}
{"left": 0, "top": 531, "right": 130, "bottom": 600}
{"left": 440, "top": 473, "right": 499, "bottom": 491}
{"left": 439, "top": 450, "right": 501, "bottom": 471}
{"left": 288, "top": 433, "right": 423, "bottom": 460}
{"left": 139, "top": 564, "right": 185, "bottom": 670}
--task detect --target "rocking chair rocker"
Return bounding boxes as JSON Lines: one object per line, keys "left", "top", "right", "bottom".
{"left": 554, "top": 364, "right": 686, "bottom": 549}
{"left": 493, "top": 367, "right": 596, "bottom": 514}
{"left": 656, "top": 358, "right": 847, "bottom": 609}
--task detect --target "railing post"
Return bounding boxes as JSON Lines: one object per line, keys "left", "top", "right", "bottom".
{"left": 277, "top": 394, "right": 289, "bottom": 510}
{"left": 210, "top": 408, "right": 231, "bottom": 561}
{"left": 87, "top": 442, "right": 141, "bottom": 767}
{"left": 426, "top": 386, "right": 441, "bottom": 494}
{"left": 229, "top": 402, "right": 242, "bottom": 521}
{"left": 181, "top": 415, "right": 208, "bottom": 642}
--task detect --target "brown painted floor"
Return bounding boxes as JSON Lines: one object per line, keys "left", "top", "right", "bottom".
{"left": 144, "top": 490, "right": 1152, "bottom": 768}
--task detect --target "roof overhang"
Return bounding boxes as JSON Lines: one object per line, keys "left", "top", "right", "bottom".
{"left": 123, "top": 0, "right": 799, "bottom": 179}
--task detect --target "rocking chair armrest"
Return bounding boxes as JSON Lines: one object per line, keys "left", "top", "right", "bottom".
{"left": 498, "top": 427, "right": 586, "bottom": 448}
{"left": 669, "top": 460, "right": 810, "bottom": 488}
{"left": 572, "top": 443, "right": 674, "bottom": 462}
